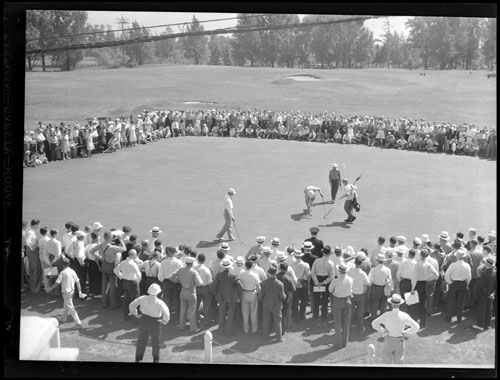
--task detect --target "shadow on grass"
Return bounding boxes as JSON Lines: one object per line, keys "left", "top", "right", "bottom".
{"left": 288, "top": 345, "right": 340, "bottom": 363}
{"left": 196, "top": 240, "right": 222, "bottom": 249}
{"left": 171, "top": 340, "right": 204, "bottom": 352}
{"left": 318, "top": 222, "right": 351, "bottom": 229}
{"left": 444, "top": 320, "right": 483, "bottom": 344}
{"left": 290, "top": 210, "right": 311, "bottom": 221}
{"left": 303, "top": 333, "right": 333, "bottom": 348}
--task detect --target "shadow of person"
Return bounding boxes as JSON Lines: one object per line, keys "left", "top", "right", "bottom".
{"left": 318, "top": 221, "right": 351, "bottom": 229}
{"left": 290, "top": 209, "right": 311, "bottom": 221}
{"left": 196, "top": 240, "right": 222, "bottom": 249}
{"left": 288, "top": 344, "right": 342, "bottom": 363}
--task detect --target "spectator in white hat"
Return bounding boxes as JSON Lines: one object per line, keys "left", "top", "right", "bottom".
{"left": 257, "top": 246, "right": 274, "bottom": 273}
{"left": 270, "top": 237, "right": 285, "bottom": 261}
{"left": 474, "top": 255, "right": 496, "bottom": 330}
{"left": 237, "top": 260, "right": 261, "bottom": 334}
{"left": 210, "top": 257, "right": 239, "bottom": 336}
{"left": 368, "top": 253, "right": 393, "bottom": 322}
{"left": 347, "top": 252, "right": 371, "bottom": 331}
{"left": 371, "top": 293, "right": 419, "bottom": 364}
{"left": 444, "top": 248, "right": 471, "bottom": 324}
{"left": 438, "top": 231, "right": 453, "bottom": 255}
{"left": 396, "top": 236, "right": 409, "bottom": 261}
{"left": 290, "top": 249, "right": 310, "bottom": 321}
{"left": 148, "top": 226, "right": 162, "bottom": 253}
{"left": 484, "top": 230, "right": 496, "bottom": 255}
{"left": 329, "top": 263, "right": 353, "bottom": 348}
{"left": 216, "top": 188, "right": 236, "bottom": 242}
{"left": 245, "top": 236, "right": 266, "bottom": 261}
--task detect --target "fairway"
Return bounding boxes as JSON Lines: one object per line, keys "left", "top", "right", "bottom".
{"left": 25, "top": 65, "right": 496, "bottom": 129}
{"left": 22, "top": 136, "right": 496, "bottom": 261}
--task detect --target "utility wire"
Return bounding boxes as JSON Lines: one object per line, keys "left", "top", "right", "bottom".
{"left": 26, "top": 15, "right": 380, "bottom": 55}
{"left": 26, "top": 13, "right": 268, "bottom": 43}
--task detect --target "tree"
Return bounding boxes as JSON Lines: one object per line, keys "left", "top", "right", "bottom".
{"left": 407, "top": 17, "right": 433, "bottom": 70}
{"left": 208, "top": 36, "right": 222, "bottom": 65}
{"left": 154, "top": 27, "right": 176, "bottom": 61}
{"left": 181, "top": 15, "right": 208, "bottom": 65}
{"left": 352, "top": 27, "right": 374, "bottom": 68}
{"left": 231, "top": 14, "right": 265, "bottom": 66}
{"left": 481, "top": 18, "right": 496, "bottom": 71}
{"left": 26, "top": 10, "right": 55, "bottom": 71}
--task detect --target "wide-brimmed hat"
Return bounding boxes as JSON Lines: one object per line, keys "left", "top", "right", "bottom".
{"left": 302, "top": 241, "right": 314, "bottom": 250}
{"left": 413, "top": 237, "right": 422, "bottom": 246}
{"left": 271, "top": 237, "right": 281, "bottom": 245}
{"left": 150, "top": 226, "right": 162, "bottom": 233}
{"left": 220, "top": 242, "right": 231, "bottom": 251}
{"left": 355, "top": 251, "right": 367, "bottom": 261}
{"left": 255, "top": 236, "right": 266, "bottom": 243}
{"left": 438, "top": 231, "right": 450, "bottom": 240}
{"left": 248, "top": 253, "right": 258, "bottom": 262}
{"left": 488, "top": 230, "right": 496, "bottom": 239}
{"left": 235, "top": 256, "right": 245, "bottom": 265}
{"left": 275, "top": 252, "right": 286, "bottom": 262}
{"left": 421, "top": 234, "right": 430, "bottom": 243}
{"left": 456, "top": 248, "right": 467, "bottom": 258}
{"left": 485, "top": 255, "right": 496, "bottom": 267}
{"left": 337, "top": 263, "right": 348, "bottom": 273}
{"left": 92, "top": 222, "right": 103, "bottom": 230}
{"left": 293, "top": 249, "right": 304, "bottom": 257}
{"left": 184, "top": 256, "right": 196, "bottom": 264}
{"left": 397, "top": 235, "right": 406, "bottom": 243}
{"left": 221, "top": 257, "right": 232, "bottom": 267}
{"left": 228, "top": 188, "right": 236, "bottom": 195}
{"left": 331, "top": 163, "right": 338, "bottom": 168}
{"left": 148, "top": 283, "right": 162, "bottom": 296}
{"left": 376, "top": 253, "right": 387, "bottom": 262}
{"left": 388, "top": 293, "right": 405, "bottom": 306}
{"left": 267, "top": 264, "right": 278, "bottom": 275}
{"left": 333, "top": 246, "right": 342, "bottom": 255}
{"left": 75, "top": 231, "right": 86, "bottom": 238}
{"left": 385, "top": 248, "right": 395, "bottom": 258}
{"left": 261, "top": 246, "right": 272, "bottom": 254}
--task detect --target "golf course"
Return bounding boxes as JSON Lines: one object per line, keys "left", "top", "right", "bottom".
{"left": 21, "top": 64, "right": 496, "bottom": 367}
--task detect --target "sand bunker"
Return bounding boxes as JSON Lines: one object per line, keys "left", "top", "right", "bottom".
{"left": 183, "top": 100, "right": 217, "bottom": 105}
{"left": 284, "top": 74, "right": 321, "bottom": 81}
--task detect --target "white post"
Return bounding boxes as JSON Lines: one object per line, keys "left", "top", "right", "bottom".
{"left": 204, "top": 330, "right": 213, "bottom": 364}
{"left": 366, "top": 344, "right": 375, "bottom": 365}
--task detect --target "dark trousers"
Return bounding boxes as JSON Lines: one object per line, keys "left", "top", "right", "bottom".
{"left": 218, "top": 301, "right": 237, "bottom": 336}
{"left": 162, "top": 279, "right": 180, "bottom": 324}
{"left": 135, "top": 315, "right": 161, "bottom": 362}
{"left": 330, "top": 180, "right": 340, "bottom": 202}
{"left": 433, "top": 275, "right": 443, "bottom": 310}
{"left": 476, "top": 295, "right": 494, "bottom": 328}
{"left": 351, "top": 293, "right": 365, "bottom": 328}
{"left": 87, "top": 260, "right": 101, "bottom": 295}
{"left": 399, "top": 279, "right": 412, "bottom": 314}
{"left": 446, "top": 281, "right": 467, "bottom": 322}
{"left": 196, "top": 285, "right": 213, "bottom": 326}
{"left": 69, "top": 258, "right": 87, "bottom": 297}
{"left": 344, "top": 200, "right": 355, "bottom": 221}
{"left": 370, "top": 285, "right": 387, "bottom": 320}
{"left": 50, "top": 143, "right": 58, "bottom": 161}
{"left": 313, "top": 276, "right": 330, "bottom": 318}
{"left": 262, "top": 307, "right": 282, "bottom": 340}
{"left": 292, "top": 286, "right": 308, "bottom": 320}
{"left": 465, "top": 278, "right": 477, "bottom": 308}
{"left": 281, "top": 295, "right": 293, "bottom": 333}
{"left": 101, "top": 263, "right": 119, "bottom": 308}
{"left": 123, "top": 279, "right": 140, "bottom": 319}
{"left": 26, "top": 247, "right": 42, "bottom": 293}
{"left": 409, "top": 281, "right": 427, "bottom": 326}
{"left": 332, "top": 296, "right": 352, "bottom": 346}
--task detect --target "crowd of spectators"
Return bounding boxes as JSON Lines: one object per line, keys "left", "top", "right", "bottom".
{"left": 24, "top": 109, "right": 497, "bottom": 167}
{"left": 22, "top": 218, "right": 497, "bottom": 346}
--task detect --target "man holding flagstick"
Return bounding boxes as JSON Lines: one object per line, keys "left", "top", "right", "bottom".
{"left": 337, "top": 174, "right": 363, "bottom": 224}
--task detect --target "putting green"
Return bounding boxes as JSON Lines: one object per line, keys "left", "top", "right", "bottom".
{"left": 22, "top": 136, "right": 496, "bottom": 262}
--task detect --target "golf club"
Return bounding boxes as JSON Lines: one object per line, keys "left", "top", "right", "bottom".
{"left": 233, "top": 220, "right": 243, "bottom": 243}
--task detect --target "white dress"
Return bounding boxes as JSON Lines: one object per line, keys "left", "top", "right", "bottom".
{"left": 129, "top": 124, "right": 137, "bottom": 143}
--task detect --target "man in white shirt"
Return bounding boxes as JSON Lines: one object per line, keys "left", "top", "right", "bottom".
{"left": 290, "top": 249, "right": 311, "bottom": 321}
{"left": 216, "top": 188, "right": 236, "bottom": 241}
{"left": 340, "top": 178, "right": 358, "bottom": 223}
{"left": 372, "top": 294, "right": 420, "bottom": 364}
{"left": 238, "top": 260, "right": 261, "bottom": 333}
{"left": 61, "top": 221, "right": 74, "bottom": 253}
{"left": 195, "top": 253, "right": 213, "bottom": 328}
{"left": 114, "top": 249, "right": 142, "bottom": 321}
{"left": 444, "top": 248, "right": 472, "bottom": 323}
{"left": 158, "top": 246, "right": 183, "bottom": 325}
{"left": 348, "top": 253, "right": 371, "bottom": 331}
{"left": 38, "top": 227, "right": 51, "bottom": 292}
{"left": 303, "top": 185, "right": 324, "bottom": 215}
{"left": 368, "top": 253, "right": 393, "bottom": 322}
{"left": 25, "top": 219, "right": 42, "bottom": 293}
{"left": 370, "top": 236, "right": 387, "bottom": 267}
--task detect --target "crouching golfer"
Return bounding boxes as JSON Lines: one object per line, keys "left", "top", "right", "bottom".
{"left": 304, "top": 185, "right": 324, "bottom": 215}
{"left": 129, "top": 283, "right": 170, "bottom": 363}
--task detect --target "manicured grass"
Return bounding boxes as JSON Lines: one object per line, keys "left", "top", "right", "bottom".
{"left": 25, "top": 65, "right": 496, "bottom": 129}
{"left": 20, "top": 64, "right": 496, "bottom": 367}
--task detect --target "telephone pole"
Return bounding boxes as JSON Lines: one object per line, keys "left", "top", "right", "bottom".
{"left": 115, "top": 13, "right": 130, "bottom": 66}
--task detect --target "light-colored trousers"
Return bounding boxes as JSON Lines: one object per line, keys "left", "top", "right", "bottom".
{"left": 241, "top": 291, "right": 258, "bottom": 333}
{"left": 217, "top": 209, "right": 234, "bottom": 240}
{"left": 62, "top": 291, "right": 81, "bottom": 324}
{"left": 383, "top": 336, "right": 405, "bottom": 364}
{"left": 179, "top": 288, "right": 198, "bottom": 332}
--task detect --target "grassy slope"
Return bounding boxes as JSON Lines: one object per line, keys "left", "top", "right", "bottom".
{"left": 25, "top": 65, "right": 496, "bottom": 128}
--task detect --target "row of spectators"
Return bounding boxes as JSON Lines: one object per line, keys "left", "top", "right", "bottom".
{"left": 24, "top": 109, "right": 497, "bottom": 167}
{"left": 22, "top": 219, "right": 497, "bottom": 339}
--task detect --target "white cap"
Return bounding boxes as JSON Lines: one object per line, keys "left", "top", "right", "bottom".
{"left": 228, "top": 188, "right": 236, "bottom": 194}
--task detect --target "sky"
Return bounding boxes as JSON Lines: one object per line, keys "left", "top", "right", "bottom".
{"left": 86, "top": 11, "right": 410, "bottom": 41}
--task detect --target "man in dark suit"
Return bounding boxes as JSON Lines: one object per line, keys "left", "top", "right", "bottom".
{"left": 211, "top": 257, "right": 241, "bottom": 336}
{"left": 276, "top": 262, "right": 296, "bottom": 335}
{"left": 261, "top": 264, "right": 286, "bottom": 342}
{"left": 328, "top": 163, "right": 342, "bottom": 203}
{"left": 304, "top": 227, "right": 324, "bottom": 259}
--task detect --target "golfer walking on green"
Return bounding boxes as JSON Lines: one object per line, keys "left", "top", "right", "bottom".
{"left": 216, "top": 188, "right": 236, "bottom": 241}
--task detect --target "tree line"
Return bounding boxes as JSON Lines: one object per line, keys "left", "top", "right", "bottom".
{"left": 26, "top": 12, "right": 496, "bottom": 71}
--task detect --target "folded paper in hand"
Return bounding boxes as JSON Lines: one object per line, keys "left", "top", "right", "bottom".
{"left": 404, "top": 292, "right": 419, "bottom": 306}
{"left": 313, "top": 286, "right": 326, "bottom": 293}
{"left": 44, "top": 267, "right": 59, "bottom": 277}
